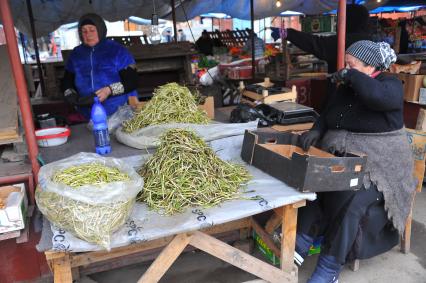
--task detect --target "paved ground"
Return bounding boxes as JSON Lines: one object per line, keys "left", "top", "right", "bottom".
{"left": 81, "top": 190, "right": 426, "bottom": 283}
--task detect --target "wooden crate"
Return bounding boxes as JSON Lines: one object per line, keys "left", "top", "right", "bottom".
{"left": 241, "top": 78, "right": 297, "bottom": 106}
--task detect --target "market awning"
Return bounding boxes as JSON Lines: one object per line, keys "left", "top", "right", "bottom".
{"left": 5, "top": 0, "right": 174, "bottom": 36}
{"left": 168, "top": 0, "right": 386, "bottom": 21}
{"left": 4, "top": 0, "right": 389, "bottom": 36}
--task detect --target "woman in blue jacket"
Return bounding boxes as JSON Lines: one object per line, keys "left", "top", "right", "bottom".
{"left": 61, "top": 13, "right": 138, "bottom": 120}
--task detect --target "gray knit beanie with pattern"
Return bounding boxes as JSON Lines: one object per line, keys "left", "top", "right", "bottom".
{"left": 346, "top": 40, "right": 397, "bottom": 71}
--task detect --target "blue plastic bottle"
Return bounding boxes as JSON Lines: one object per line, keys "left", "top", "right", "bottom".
{"left": 91, "top": 97, "right": 111, "bottom": 155}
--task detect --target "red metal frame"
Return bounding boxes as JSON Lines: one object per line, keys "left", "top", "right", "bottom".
{"left": 337, "top": 0, "right": 347, "bottom": 70}
{"left": 0, "top": 0, "right": 40, "bottom": 181}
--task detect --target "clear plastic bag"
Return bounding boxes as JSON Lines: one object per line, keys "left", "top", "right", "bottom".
{"left": 36, "top": 152, "right": 143, "bottom": 250}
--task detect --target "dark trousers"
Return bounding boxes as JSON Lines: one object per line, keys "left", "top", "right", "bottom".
{"left": 297, "top": 185, "right": 399, "bottom": 264}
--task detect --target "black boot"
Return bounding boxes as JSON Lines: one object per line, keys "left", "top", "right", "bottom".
{"left": 307, "top": 254, "right": 343, "bottom": 283}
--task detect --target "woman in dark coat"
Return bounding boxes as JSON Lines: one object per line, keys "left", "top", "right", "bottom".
{"left": 297, "top": 41, "right": 416, "bottom": 283}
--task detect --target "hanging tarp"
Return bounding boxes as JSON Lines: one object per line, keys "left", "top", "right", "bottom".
{"left": 7, "top": 0, "right": 174, "bottom": 36}
{"left": 5, "top": 0, "right": 390, "bottom": 36}
{"left": 170, "top": 0, "right": 387, "bottom": 21}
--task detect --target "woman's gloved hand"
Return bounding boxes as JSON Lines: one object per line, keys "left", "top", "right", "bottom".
{"left": 299, "top": 130, "right": 321, "bottom": 151}
{"left": 329, "top": 68, "right": 349, "bottom": 83}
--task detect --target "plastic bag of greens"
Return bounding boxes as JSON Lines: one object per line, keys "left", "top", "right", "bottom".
{"left": 36, "top": 152, "right": 143, "bottom": 250}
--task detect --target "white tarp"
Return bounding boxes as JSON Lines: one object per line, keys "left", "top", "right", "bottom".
{"left": 42, "top": 134, "right": 316, "bottom": 252}
{"left": 7, "top": 0, "right": 387, "bottom": 36}
{"left": 115, "top": 121, "right": 258, "bottom": 149}
{"left": 49, "top": 167, "right": 316, "bottom": 252}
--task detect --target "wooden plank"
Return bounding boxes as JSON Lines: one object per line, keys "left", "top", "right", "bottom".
{"left": 189, "top": 231, "right": 295, "bottom": 283}
{"left": 52, "top": 254, "right": 73, "bottom": 283}
{"left": 265, "top": 212, "right": 282, "bottom": 234}
{"left": 0, "top": 46, "right": 18, "bottom": 139}
{"left": 71, "top": 218, "right": 251, "bottom": 268}
{"left": 280, "top": 204, "right": 298, "bottom": 273}
{"left": 251, "top": 218, "right": 281, "bottom": 257}
{"left": 71, "top": 235, "right": 174, "bottom": 268}
{"left": 272, "top": 123, "right": 313, "bottom": 133}
{"left": 401, "top": 195, "right": 415, "bottom": 254}
{"left": 243, "top": 90, "right": 263, "bottom": 101}
{"left": 137, "top": 233, "right": 192, "bottom": 283}
{"left": 349, "top": 259, "right": 360, "bottom": 272}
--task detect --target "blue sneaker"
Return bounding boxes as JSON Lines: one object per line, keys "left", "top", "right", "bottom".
{"left": 296, "top": 233, "right": 314, "bottom": 259}
{"left": 307, "top": 254, "right": 342, "bottom": 283}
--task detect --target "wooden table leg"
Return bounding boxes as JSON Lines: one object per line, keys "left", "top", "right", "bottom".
{"left": 280, "top": 200, "right": 305, "bottom": 273}
{"left": 48, "top": 253, "right": 73, "bottom": 283}
{"left": 137, "top": 233, "right": 192, "bottom": 283}
{"left": 189, "top": 231, "right": 293, "bottom": 283}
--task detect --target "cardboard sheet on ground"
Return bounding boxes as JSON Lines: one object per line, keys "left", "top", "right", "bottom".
{"left": 115, "top": 121, "right": 258, "bottom": 149}
{"left": 38, "top": 134, "right": 315, "bottom": 252}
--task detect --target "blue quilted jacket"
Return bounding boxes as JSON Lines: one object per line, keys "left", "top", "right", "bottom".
{"left": 65, "top": 39, "right": 137, "bottom": 118}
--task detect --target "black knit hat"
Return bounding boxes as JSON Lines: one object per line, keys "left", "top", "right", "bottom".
{"left": 346, "top": 4, "right": 370, "bottom": 33}
{"left": 78, "top": 13, "right": 107, "bottom": 44}
{"left": 346, "top": 40, "right": 397, "bottom": 71}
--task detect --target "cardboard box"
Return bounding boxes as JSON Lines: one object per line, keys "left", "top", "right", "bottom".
{"left": 198, "top": 96, "right": 215, "bottom": 119}
{"left": 0, "top": 184, "right": 27, "bottom": 234}
{"left": 418, "top": 88, "right": 426, "bottom": 105}
{"left": 394, "top": 73, "right": 425, "bottom": 102}
{"left": 241, "top": 129, "right": 367, "bottom": 193}
{"left": 406, "top": 129, "right": 426, "bottom": 192}
{"left": 415, "top": 108, "right": 426, "bottom": 132}
{"left": 252, "top": 230, "right": 280, "bottom": 266}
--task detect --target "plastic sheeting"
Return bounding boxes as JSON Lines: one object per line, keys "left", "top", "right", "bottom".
{"left": 8, "top": 0, "right": 173, "bottom": 36}
{"left": 169, "top": 0, "right": 386, "bottom": 21}
{"left": 7, "top": 0, "right": 387, "bottom": 36}
{"left": 38, "top": 134, "right": 316, "bottom": 252}
{"left": 115, "top": 121, "right": 258, "bottom": 149}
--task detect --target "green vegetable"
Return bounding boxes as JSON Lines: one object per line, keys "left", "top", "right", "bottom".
{"left": 51, "top": 163, "right": 130, "bottom": 188}
{"left": 122, "top": 83, "right": 210, "bottom": 133}
{"left": 36, "top": 188, "right": 133, "bottom": 249}
{"left": 138, "top": 128, "right": 251, "bottom": 215}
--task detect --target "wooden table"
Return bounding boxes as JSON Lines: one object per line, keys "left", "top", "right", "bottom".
{"left": 45, "top": 200, "right": 306, "bottom": 283}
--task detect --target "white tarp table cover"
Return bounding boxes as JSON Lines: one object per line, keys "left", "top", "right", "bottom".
{"left": 50, "top": 165, "right": 316, "bottom": 252}
{"left": 44, "top": 134, "right": 315, "bottom": 252}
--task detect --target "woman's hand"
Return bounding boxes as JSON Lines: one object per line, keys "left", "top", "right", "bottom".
{"left": 95, "top": 86, "right": 112, "bottom": 102}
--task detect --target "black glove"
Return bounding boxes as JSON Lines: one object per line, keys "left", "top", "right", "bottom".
{"left": 75, "top": 93, "right": 96, "bottom": 106}
{"left": 64, "top": 88, "right": 95, "bottom": 107}
{"left": 299, "top": 130, "right": 321, "bottom": 151}
{"left": 63, "top": 88, "right": 79, "bottom": 105}
{"left": 329, "top": 68, "right": 349, "bottom": 83}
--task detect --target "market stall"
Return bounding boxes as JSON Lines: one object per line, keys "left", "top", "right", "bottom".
{"left": 3, "top": 0, "right": 423, "bottom": 282}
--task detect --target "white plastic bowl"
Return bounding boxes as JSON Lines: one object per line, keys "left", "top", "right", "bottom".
{"left": 35, "top": 127, "right": 71, "bottom": 147}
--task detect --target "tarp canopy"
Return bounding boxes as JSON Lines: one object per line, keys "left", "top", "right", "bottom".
{"left": 7, "top": 0, "right": 174, "bottom": 36}
{"left": 168, "top": 0, "right": 386, "bottom": 21}
{"left": 3, "top": 0, "right": 395, "bottom": 36}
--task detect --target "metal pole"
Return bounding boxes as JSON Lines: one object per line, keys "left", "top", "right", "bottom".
{"left": 337, "top": 0, "right": 346, "bottom": 70}
{"left": 25, "top": 0, "right": 45, "bottom": 96}
{"left": 171, "top": 0, "right": 178, "bottom": 42}
{"left": 0, "top": 0, "right": 40, "bottom": 180}
{"left": 250, "top": 0, "right": 255, "bottom": 80}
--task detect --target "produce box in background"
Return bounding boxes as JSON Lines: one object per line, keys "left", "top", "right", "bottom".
{"left": 406, "top": 129, "right": 426, "bottom": 192}
{"left": 301, "top": 15, "right": 336, "bottom": 33}
{"left": 241, "top": 129, "right": 367, "bottom": 193}
{"left": 198, "top": 96, "right": 215, "bottom": 119}
{"left": 394, "top": 73, "right": 425, "bottom": 102}
{"left": 0, "top": 184, "right": 27, "bottom": 234}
